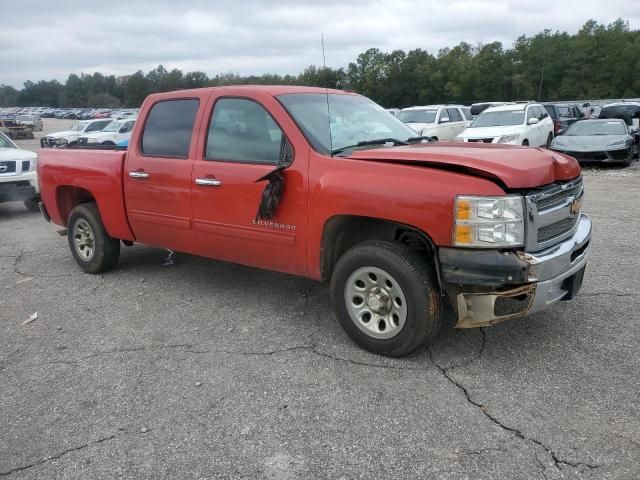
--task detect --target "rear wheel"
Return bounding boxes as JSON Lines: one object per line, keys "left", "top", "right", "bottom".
{"left": 101, "top": 141, "right": 116, "bottom": 146}
{"left": 522, "top": 139, "right": 529, "bottom": 146}
{"left": 330, "top": 240, "right": 441, "bottom": 357}
{"left": 67, "top": 203, "right": 120, "bottom": 273}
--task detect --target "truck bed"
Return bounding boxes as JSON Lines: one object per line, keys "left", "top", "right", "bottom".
{"left": 38, "top": 148, "right": 135, "bottom": 241}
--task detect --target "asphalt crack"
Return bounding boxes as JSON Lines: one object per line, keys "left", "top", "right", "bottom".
{"left": 580, "top": 291, "right": 634, "bottom": 298}
{"left": 0, "top": 434, "right": 117, "bottom": 477}
{"left": 426, "top": 345, "right": 600, "bottom": 473}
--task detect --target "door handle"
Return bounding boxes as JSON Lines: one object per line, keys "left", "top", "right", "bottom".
{"left": 129, "top": 171, "right": 150, "bottom": 179}
{"left": 195, "top": 178, "right": 222, "bottom": 186}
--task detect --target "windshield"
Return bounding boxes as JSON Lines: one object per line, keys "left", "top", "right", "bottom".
{"left": 557, "top": 106, "right": 573, "bottom": 118}
{"left": 565, "top": 121, "right": 627, "bottom": 136}
{"left": 86, "top": 120, "right": 111, "bottom": 132}
{"left": 277, "top": 93, "right": 418, "bottom": 155}
{"left": 0, "top": 132, "right": 17, "bottom": 148}
{"left": 472, "top": 110, "right": 525, "bottom": 127}
{"left": 102, "top": 121, "right": 120, "bottom": 132}
{"left": 396, "top": 109, "right": 437, "bottom": 124}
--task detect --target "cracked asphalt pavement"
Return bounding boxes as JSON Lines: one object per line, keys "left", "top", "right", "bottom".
{"left": 1, "top": 174, "right": 639, "bottom": 479}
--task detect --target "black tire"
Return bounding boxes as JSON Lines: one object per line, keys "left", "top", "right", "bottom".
{"left": 545, "top": 133, "right": 553, "bottom": 148}
{"left": 101, "top": 141, "right": 115, "bottom": 146}
{"left": 522, "top": 139, "right": 529, "bottom": 146}
{"left": 23, "top": 198, "right": 40, "bottom": 213}
{"left": 67, "top": 203, "right": 120, "bottom": 274}
{"left": 330, "top": 240, "right": 441, "bottom": 357}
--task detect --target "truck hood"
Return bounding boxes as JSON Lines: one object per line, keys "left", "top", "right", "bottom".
{"left": 45, "top": 130, "right": 78, "bottom": 139}
{"left": 0, "top": 148, "right": 37, "bottom": 161}
{"left": 347, "top": 142, "right": 580, "bottom": 189}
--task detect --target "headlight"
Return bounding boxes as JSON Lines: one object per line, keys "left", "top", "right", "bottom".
{"left": 454, "top": 195, "right": 525, "bottom": 247}
{"left": 54, "top": 137, "right": 68, "bottom": 145}
{"left": 498, "top": 134, "right": 520, "bottom": 144}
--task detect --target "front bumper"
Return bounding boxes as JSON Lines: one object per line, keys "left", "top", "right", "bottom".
{"left": 0, "top": 181, "right": 37, "bottom": 203}
{"left": 554, "top": 147, "right": 635, "bottom": 163}
{"left": 440, "top": 214, "right": 592, "bottom": 328}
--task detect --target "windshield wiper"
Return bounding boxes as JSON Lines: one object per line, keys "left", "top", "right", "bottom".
{"left": 407, "top": 136, "right": 435, "bottom": 143}
{"left": 331, "top": 138, "right": 408, "bottom": 156}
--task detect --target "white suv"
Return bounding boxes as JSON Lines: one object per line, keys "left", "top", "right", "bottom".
{"left": 78, "top": 118, "right": 136, "bottom": 146}
{"left": 397, "top": 105, "right": 471, "bottom": 141}
{"left": 0, "top": 132, "right": 39, "bottom": 211}
{"left": 455, "top": 103, "right": 554, "bottom": 147}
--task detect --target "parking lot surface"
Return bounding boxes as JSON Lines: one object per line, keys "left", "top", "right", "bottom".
{"left": 1, "top": 126, "right": 639, "bottom": 479}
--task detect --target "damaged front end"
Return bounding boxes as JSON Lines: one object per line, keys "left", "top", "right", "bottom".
{"left": 440, "top": 178, "right": 592, "bottom": 329}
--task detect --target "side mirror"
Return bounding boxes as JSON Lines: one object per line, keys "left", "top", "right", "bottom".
{"left": 527, "top": 117, "right": 540, "bottom": 125}
{"left": 439, "top": 117, "right": 450, "bottom": 124}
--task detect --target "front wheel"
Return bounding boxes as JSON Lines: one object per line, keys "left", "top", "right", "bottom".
{"left": 330, "top": 240, "right": 441, "bottom": 357}
{"left": 522, "top": 139, "right": 529, "bottom": 146}
{"left": 546, "top": 133, "right": 553, "bottom": 148}
{"left": 67, "top": 203, "right": 120, "bottom": 273}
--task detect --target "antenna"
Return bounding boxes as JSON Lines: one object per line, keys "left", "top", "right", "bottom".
{"left": 321, "top": 34, "right": 334, "bottom": 155}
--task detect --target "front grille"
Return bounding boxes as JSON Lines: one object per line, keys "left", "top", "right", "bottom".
{"left": 536, "top": 183, "right": 582, "bottom": 211}
{"left": 468, "top": 138, "right": 494, "bottom": 144}
{"left": 78, "top": 137, "right": 88, "bottom": 145}
{"left": 525, "top": 177, "right": 583, "bottom": 251}
{"left": 0, "top": 161, "right": 16, "bottom": 173}
{"left": 537, "top": 216, "right": 579, "bottom": 243}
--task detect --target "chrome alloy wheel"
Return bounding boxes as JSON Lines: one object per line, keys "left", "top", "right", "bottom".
{"left": 344, "top": 266, "right": 408, "bottom": 340}
{"left": 72, "top": 219, "right": 96, "bottom": 261}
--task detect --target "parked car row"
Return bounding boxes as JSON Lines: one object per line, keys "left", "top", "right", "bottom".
{"left": 0, "top": 106, "right": 139, "bottom": 121}
{"left": 394, "top": 100, "right": 640, "bottom": 165}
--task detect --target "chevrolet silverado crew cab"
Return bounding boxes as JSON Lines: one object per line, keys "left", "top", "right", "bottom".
{"left": 38, "top": 86, "right": 591, "bottom": 356}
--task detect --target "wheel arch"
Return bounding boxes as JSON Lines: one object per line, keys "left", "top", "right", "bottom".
{"left": 319, "top": 215, "right": 442, "bottom": 290}
{"left": 55, "top": 185, "right": 96, "bottom": 226}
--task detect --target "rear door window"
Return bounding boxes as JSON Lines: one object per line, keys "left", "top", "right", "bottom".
{"left": 447, "top": 108, "right": 462, "bottom": 122}
{"left": 141, "top": 99, "right": 200, "bottom": 157}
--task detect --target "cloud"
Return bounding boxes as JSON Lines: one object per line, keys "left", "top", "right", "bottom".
{"left": 2, "top": 0, "right": 637, "bottom": 87}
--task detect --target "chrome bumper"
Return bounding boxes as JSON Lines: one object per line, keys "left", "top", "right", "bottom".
{"left": 454, "top": 214, "right": 591, "bottom": 328}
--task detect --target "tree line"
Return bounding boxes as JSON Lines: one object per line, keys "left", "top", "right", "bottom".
{"left": 1, "top": 19, "right": 638, "bottom": 109}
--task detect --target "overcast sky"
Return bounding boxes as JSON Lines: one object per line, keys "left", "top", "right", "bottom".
{"left": 3, "top": 0, "right": 639, "bottom": 88}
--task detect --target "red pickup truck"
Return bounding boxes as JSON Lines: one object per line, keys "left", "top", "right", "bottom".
{"left": 38, "top": 86, "right": 591, "bottom": 356}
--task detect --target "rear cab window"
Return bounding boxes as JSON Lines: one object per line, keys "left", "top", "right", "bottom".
{"left": 141, "top": 99, "right": 200, "bottom": 157}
